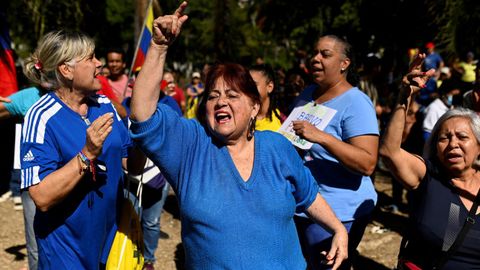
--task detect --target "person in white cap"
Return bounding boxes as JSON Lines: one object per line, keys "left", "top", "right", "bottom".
{"left": 185, "top": 71, "right": 205, "bottom": 119}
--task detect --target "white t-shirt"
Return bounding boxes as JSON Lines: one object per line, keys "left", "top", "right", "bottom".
{"left": 423, "top": 98, "right": 449, "bottom": 133}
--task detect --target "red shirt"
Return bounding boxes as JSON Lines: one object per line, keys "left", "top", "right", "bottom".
{"left": 97, "top": 75, "right": 119, "bottom": 103}
{"left": 160, "top": 80, "right": 185, "bottom": 109}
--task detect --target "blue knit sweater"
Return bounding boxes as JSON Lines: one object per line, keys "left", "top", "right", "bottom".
{"left": 130, "top": 104, "right": 319, "bottom": 269}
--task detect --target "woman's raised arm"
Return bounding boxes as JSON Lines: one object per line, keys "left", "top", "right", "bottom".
{"left": 379, "top": 54, "right": 435, "bottom": 189}
{"left": 130, "top": 2, "right": 188, "bottom": 122}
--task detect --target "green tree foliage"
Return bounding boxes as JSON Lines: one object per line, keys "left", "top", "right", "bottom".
{"left": 5, "top": 0, "right": 135, "bottom": 61}
{"left": 427, "top": 0, "right": 480, "bottom": 61}
{"left": 99, "top": 0, "right": 135, "bottom": 55}
{"left": 5, "top": 0, "right": 85, "bottom": 58}
{"left": 3, "top": 0, "right": 479, "bottom": 76}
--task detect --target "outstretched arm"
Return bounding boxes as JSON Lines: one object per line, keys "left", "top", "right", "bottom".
{"left": 130, "top": 2, "right": 188, "bottom": 122}
{"left": 379, "top": 54, "right": 435, "bottom": 190}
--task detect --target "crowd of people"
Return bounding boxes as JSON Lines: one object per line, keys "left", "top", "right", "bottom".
{"left": 0, "top": 1, "right": 479, "bottom": 269}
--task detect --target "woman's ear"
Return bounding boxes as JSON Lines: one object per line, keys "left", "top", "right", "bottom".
{"left": 58, "top": 63, "right": 73, "bottom": 81}
{"left": 252, "top": 102, "right": 260, "bottom": 118}
{"left": 341, "top": 58, "right": 351, "bottom": 72}
{"left": 267, "top": 81, "right": 274, "bottom": 94}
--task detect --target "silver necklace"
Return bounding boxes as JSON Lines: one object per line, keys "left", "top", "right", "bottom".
{"left": 57, "top": 92, "right": 90, "bottom": 126}
{"left": 81, "top": 114, "right": 91, "bottom": 126}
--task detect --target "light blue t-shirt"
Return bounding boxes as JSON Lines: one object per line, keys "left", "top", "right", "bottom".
{"left": 293, "top": 85, "right": 379, "bottom": 221}
{"left": 21, "top": 92, "right": 132, "bottom": 269}
{"left": 3, "top": 87, "right": 43, "bottom": 170}
{"left": 3, "top": 87, "right": 41, "bottom": 117}
{"left": 130, "top": 104, "right": 319, "bottom": 269}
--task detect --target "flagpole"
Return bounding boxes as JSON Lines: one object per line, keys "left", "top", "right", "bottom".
{"left": 123, "top": 0, "right": 154, "bottom": 98}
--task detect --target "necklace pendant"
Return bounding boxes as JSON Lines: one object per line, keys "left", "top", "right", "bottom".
{"left": 82, "top": 116, "right": 91, "bottom": 126}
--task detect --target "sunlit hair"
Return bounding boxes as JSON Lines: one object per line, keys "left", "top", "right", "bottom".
{"left": 23, "top": 30, "right": 95, "bottom": 91}
{"left": 316, "top": 35, "right": 359, "bottom": 86}
{"left": 424, "top": 108, "right": 480, "bottom": 169}
{"left": 197, "top": 62, "right": 261, "bottom": 128}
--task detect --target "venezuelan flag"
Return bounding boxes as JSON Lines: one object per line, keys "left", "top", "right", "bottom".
{"left": 132, "top": 3, "right": 154, "bottom": 73}
{"left": 0, "top": 11, "right": 17, "bottom": 96}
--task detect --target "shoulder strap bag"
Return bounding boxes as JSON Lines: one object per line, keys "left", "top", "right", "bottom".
{"left": 433, "top": 186, "right": 480, "bottom": 269}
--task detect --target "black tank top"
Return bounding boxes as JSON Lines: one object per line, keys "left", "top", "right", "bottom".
{"left": 401, "top": 161, "right": 480, "bottom": 269}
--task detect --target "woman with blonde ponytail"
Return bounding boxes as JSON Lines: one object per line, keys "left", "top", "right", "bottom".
{"left": 21, "top": 30, "right": 141, "bottom": 269}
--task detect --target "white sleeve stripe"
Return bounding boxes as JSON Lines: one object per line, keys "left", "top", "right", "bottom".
{"left": 23, "top": 95, "right": 52, "bottom": 143}
{"left": 35, "top": 103, "right": 62, "bottom": 143}
{"left": 32, "top": 166, "right": 41, "bottom": 186}
{"left": 25, "top": 96, "right": 52, "bottom": 142}
{"left": 21, "top": 166, "right": 41, "bottom": 189}
{"left": 24, "top": 95, "right": 52, "bottom": 141}
{"left": 28, "top": 99, "right": 56, "bottom": 143}
{"left": 20, "top": 169, "right": 25, "bottom": 189}
{"left": 21, "top": 167, "right": 30, "bottom": 189}
{"left": 98, "top": 96, "right": 121, "bottom": 121}
{"left": 27, "top": 167, "right": 31, "bottom": 187}
{"left": 97, "top": 96, "right": 111, "bottom": 104}
{"left": 23, "top": 94, "right": 50, "bottom": 124}
{"left": 24, "top": 97, "right": 54, "bottom": 143}
{"left": 111, "top": 103, "right": 122, "bottom": 121}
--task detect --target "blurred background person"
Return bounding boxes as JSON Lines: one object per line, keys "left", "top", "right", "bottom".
{"left": 122, "top": 89, "right": 182, "bottom": 270}
{"left": 249, "top": 63, "right": 284, "bottom": 131}
{"left": 185, "top": 71, "right": 204, "bottom": 119}
{"left": 417, "top": 42, "right": 444, "bottom": 106}
{"left": 462, "top": 64, "right": 480, "bottom": 113}
{"left": 422, "top": 82, "right": 461, "bottom": 140}
{"left": 0, "top": 87, "right": 45, "bottom": 270}
{"left": 454, "top": 51, "right": 477, "bottom": 93}
{"left": 106, "top": 47, "right": 131, "bottom": 102}
{"left": 161, "top": 71, "right": 186, "bottom": 113}
{"left": 185, "top": 71, "right": 204, "bottom": 101}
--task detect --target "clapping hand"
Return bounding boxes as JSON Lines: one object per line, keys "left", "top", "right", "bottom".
{"left": 82, "top": 113, "right": 114, "bottom": 160}
{"left": 152, "top": 1, "right": 188, "bottom": 47}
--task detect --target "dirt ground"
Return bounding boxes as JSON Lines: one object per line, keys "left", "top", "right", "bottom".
{"left": 0, "top": 170, "right": 405, "bottom": 270}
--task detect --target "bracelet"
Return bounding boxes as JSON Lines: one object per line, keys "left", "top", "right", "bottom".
{"left": 77, "top": 154, "right": 89, "bottom": 173}
{"left": 78, "top": 151, "right": 96, "bottom": 181}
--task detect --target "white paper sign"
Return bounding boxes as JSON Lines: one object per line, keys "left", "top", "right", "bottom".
{"left": 278, "top": 102, "right": 337, "bottom": 149}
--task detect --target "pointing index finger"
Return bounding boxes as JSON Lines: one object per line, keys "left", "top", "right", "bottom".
{"left": 174, "top": 1, "right": 188, "bottom": 18}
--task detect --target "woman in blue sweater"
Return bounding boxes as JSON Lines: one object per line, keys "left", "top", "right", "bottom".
{"left": 129, "top": 2, "right": 348, "bottom": 269}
